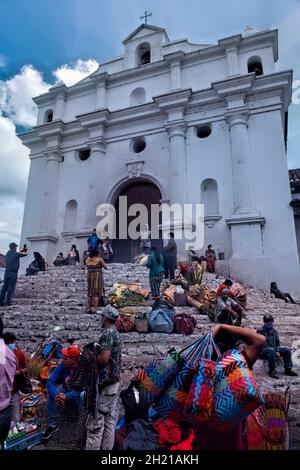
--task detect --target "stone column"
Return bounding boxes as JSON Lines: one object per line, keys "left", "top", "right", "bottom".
{"left": 42, "top": 150, "right": 62, "bottom": 234}
{"left": 225, "top": 47, "right": 239, "bottom": 76}
{"left": 166, "top": 121, "right": 187, "bottom": 206}
{"left": 226, "top": 110, "right": 256, "bottom": 215}
{"left": 85, "top": 140, "right": 106, "bottom": 227}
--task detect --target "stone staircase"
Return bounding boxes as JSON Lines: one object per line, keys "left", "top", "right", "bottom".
{"left": 1, "top": 263, "right": 300, "bottom": 449}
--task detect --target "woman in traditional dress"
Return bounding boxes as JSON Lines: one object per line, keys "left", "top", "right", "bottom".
{"left": 205, "top": 244, "right": 217, "bottom": 273}
{"left": 86, "top": 249, "right": 108, "bottom": 313}
{"left": 146, "top": 247, "right": 165, "bottom": 300}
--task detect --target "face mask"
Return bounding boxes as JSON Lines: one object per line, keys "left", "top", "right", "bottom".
{"left": 264, "top": 323, "right": 274, "bottom": 330}
{"left": 8, "top": 343, "right": 16, "bottom": 351}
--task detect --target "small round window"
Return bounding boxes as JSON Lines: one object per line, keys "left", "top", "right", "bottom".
{"left": 195, "top": 124, "right": 212, "bottom": 139}
{"left": 131, "top": 137, "right": 146, "bottom": 153}
{"left": 78, "top": 149, "right": 91, "bottom": 161}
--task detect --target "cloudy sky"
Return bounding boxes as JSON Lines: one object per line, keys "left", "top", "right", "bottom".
{"left": 0, "top": 0, "right": 300, "bottom": 254}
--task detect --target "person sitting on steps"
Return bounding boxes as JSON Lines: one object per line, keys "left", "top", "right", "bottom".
{"left": 257, "top": 314, "right": 298, "bottom": 379}
{"left": 214, "top": 288, "right": 247, "bottom": 326}
{"left": 270, "top": 282, "right": 296, "bottom": 304}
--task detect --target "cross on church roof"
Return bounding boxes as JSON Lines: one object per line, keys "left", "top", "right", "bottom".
{"left": 140, "top": 10, "right": 152, "bottom": 24}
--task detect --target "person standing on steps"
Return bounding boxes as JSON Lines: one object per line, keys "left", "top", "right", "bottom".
{"left": 85, "top": 250, "right": 108, "bottom": 313}
{"left": 205, "top": 244, "right": 217, "bottom": 273}
{"left": 0, "top": 319, "right": 17, "bottom": 447}
{"left": 0, "top": 242, "right": 29, "bottom": 307}
{"left": 87, "top": 229, "right": 101, "bottom": 257}
{"left": 163, "top": 232, "right": 177, "bottom": 280}
{"left": 146, "top": 247, "right": 165, "bottom": 300}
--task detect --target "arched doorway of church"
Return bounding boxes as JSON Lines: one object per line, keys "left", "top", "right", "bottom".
{"left": 112, "top": 181, "right": 163, "bottom": 263}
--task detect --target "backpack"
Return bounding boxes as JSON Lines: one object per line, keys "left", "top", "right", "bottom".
{"left": 148, "top": 299, "right": 174, "bottom": 333}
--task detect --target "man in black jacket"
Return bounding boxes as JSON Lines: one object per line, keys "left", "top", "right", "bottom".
{"left": 257, "top": 314, "right": 298, "bottom": 379}
{"left": 163, "top": 232, "right": 177, "bottom": 280}
{"left": 0, "top": 243, "right": 29, "bottom": 306}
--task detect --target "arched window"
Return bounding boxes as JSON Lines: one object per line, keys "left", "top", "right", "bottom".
{"left": 247, "top": 56, "right": 263, "bottom": 76}
{"left": 44, "top": 109, "right": 54, "bottom": 123}
{"left": 64, "top": 200, "right": 77, "bottom": 232}
{"left": 136, "top": 42, "right": 151, "bottom": 66}
{"left": 130, "top": 87, "right": 146, "bottom": 106}
{"left": 201, "top": 179, "right": 219, "bottom": 216}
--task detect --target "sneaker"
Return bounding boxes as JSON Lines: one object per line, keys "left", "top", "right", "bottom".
{"left": 285, "top": 369, "right": 298, "bottom": 377}
{"left": 41, "top": 425, "right": 59, "bottom": 442}
{"left": 269, "top": 370, "right": 280, "bottom": 379}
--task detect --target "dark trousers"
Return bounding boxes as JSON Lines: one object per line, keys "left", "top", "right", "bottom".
{"left": 0, "top": 405, "right": 12, "bottom": 446}
{"left": 271, "top": 288, "right": 295, "bottom": 303}
{"left": 0, "top": 272, "right": 17, "bottom": 305}
{"left": 164, "top": 255, "right": 176, "bottom": 280}
{"left": 260, "top": 346, "right": 293, "bottom": 372}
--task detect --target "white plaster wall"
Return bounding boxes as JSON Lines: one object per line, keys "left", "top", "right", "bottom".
{"left": 185, "top": 118, "right": 233, "bottom": 258}
{"left": 239, "top": 46, "right": 276, "bottom": 75}
{"left": 182, "top": 58, "right": 228, "bottom": 91}
{"left": 247, "top": 110, "right": 300, "bottom": 295}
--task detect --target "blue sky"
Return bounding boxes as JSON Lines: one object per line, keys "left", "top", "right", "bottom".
{"left": 1, "top": 0, "right": 300, "bottom": 253}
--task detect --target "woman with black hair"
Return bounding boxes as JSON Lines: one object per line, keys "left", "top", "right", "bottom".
{"left": 146, "top": 247, "right": 165, "bottom": 300}
{"left": 26, "top": 252, "right": 46, "bottom": 276}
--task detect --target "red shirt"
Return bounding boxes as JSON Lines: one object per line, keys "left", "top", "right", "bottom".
{"left": 12, "top": 348, "right": 28, "bottom": 392}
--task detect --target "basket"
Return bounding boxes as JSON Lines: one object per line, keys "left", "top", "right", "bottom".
{"left": 135, "top": 318, "right": 149, "bottom": 333}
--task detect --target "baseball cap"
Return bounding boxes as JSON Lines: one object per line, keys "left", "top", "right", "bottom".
{"left": 263, "top": 314, "right": 274, "bottom": 323}
{"left": 61, "top": 345, "right": 81, "bottom": 359}
{"left": 9, "top": 242, "right": 18, "bottom": 249}
{"left": 100, "top": 305, "right": 119, "bottom": 321}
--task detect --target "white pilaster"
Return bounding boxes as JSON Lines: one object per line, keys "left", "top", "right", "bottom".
{"left": 42, "top": 150, "right": 62, "bottom": 234}
{"left": 94, "top": 73, "right": 108, "bottom": 110}
{"left": 55, "top": 93, "right": 66, "bottom": 121}
{"left": 86, "top": 140, "right": 106, "bottom": 227}
{"left": 225, "top": 47, "right": 239, "bottom": 76}
{"left": 225, "top": 109, "right": 256, "bottom": 215}
{"left": 165, "top": 121, "right": 187, "bottom": 205}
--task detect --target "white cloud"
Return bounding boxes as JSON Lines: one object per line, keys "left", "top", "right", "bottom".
{"left": 0, "top": 114, "right": 29, "bottom": 253}
{"left": 53, "top": 59, "right": 98, "bottom": 87}
{"left": 0, "top": 65, "right": 50, "bottom": 127}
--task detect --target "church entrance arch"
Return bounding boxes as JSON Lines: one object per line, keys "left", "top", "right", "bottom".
{"left": 112, "top": 180, "right": 163, "bottom": 263}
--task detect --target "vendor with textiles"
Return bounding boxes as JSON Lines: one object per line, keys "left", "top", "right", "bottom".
{"left": 85, "top": 306, "right": 121, "bottom": 450}
{"left": 257, "top": 314, "right": 298, "bottom": 379}
{"left": 214, "top": 288, "right": 246, "bottom": 326}
{"left": 42, "top": 345, "right": 81, "bottom": 443}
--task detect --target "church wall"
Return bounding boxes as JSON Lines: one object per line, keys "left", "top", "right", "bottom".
{"left": 63, "top": 92, "right": 97, "bottom": 123}
{"left": 247, "top": 110, "right": 300, "bottom": 295}
{"left": 106, "top": 73, "right": 170, "bottom": 111}
{"left": 185, "top": 118, "right": 233, "bottom": 259}
{"left": 182, "top": 58, "right": 228, "bottom": 91}
{"left": 238, "top": 46, "right": 276, "bottom": 75}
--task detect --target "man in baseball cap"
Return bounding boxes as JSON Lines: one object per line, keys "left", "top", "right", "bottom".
{"left": 85, "top": 305, "right": 121, "bottom": 450}
{"left": 42, "top": 344, "right": 81, "bottom": 443}
{"left": 0, "top": 242, "right": 29, "bottom": 307}
{"left": 257, "top": 315, "right": 298, "bottom": 379}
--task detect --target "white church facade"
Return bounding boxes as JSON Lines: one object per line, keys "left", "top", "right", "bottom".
{"left": 19, "top": 24, "right": 300, "bottom": 295}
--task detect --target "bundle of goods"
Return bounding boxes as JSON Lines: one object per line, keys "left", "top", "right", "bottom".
{"left": 135, "top": 312, "right": 149, "bottom": 333}
{"left": 137, "top": 333, "right": 264, "bottom": 442}
{"left": 27, "top": 341, "right": 63, "bottom": 381}
{"left": 110, "top": 283, "right": 150, "bottom": 307}
{"left": 116, "top": 314, "right": 136, "bottom": 332}
{"left": 3, "top": 421, "right": 42, "bottom": 450}
{"left": 246, "top": 387, "right": 290, "bottom": 450}
{"left": 230, "top": 282, "right": 247, "bottom": 308}
{"left": 173, "top": 312, "right": 196, "bottom": 335}
{"left": 148, "top": 299, "right": 174, "bottom": 333}
{"left": 186, "top": 284, "right": 216, "bottom": 320}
